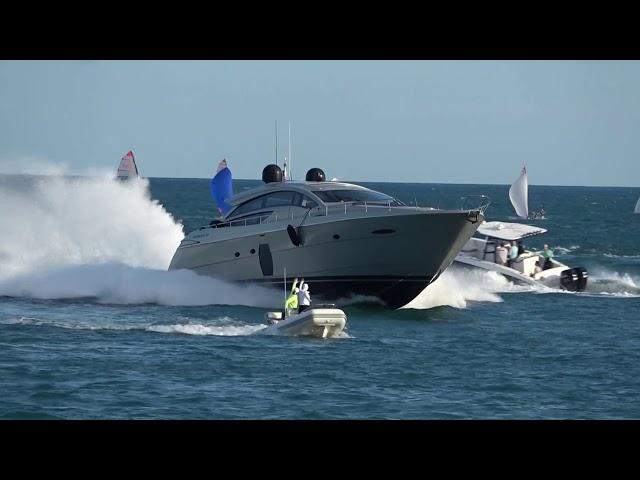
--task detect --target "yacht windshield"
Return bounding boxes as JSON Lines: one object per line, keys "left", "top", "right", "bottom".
{"left": 314, "top": 189, "right": 405, "bottom": 206}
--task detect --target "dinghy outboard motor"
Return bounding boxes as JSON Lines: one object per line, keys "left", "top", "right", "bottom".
{"left": 262, "top": 164, "right": 283, "bottom": 183}
{"left": 305, "top": 168, "right": 326, "bottom": 182}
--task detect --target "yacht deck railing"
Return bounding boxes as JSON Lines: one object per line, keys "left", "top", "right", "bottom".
{"left": 198, "top": 196, "right": 490, "bottom": 232}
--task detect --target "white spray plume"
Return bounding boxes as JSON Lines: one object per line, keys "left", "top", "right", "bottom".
{"left": 0, "top": 172, "right": 184, "bottom": 279}
{"left": 402, "top": 267, "right": 520, "bottom": 309}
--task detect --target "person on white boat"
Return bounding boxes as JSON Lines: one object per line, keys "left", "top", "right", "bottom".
{"left": 538, "top": 244, "right": 554, "bottom": 270}
{"left": 508, "top": 241, "right": 519, "bottom": 267}
{"left": 495, "top": 242, "right": 508, "bottom": 266}
{"left": 534, "top": 261, "right": 542, "bottom": 274}
{"left": 297, "top": 282, "right": 311, "bottom": 313}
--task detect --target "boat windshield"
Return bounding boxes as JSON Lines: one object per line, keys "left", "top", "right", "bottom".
{"left": 314, "top": 189, "right": 405, "bottom": 206}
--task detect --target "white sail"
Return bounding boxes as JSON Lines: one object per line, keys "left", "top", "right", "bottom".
{"left": 117, "top": 150, "right": 139, "bottom": 179}
{"left": 509, "top": 166, "right": 529, "bottom": 219}
{"left": 635, "top": 197, "right": 640, "bottom": 214}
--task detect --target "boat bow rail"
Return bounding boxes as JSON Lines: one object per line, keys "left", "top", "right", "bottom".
{"left": 460, "top": 195, "right": 491, "bottom": 215}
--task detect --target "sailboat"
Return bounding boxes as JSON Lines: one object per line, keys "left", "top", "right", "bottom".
{"left": 509, "top": 166, "right": 529, "bottom": 219}
{"left": 635, "top": 197, "right": 640, "bottom": 214}
{"left": 509, "top": 166, "right": 545, "bottom": 220}
{"left": 116, "top": 150, "right": 140, "bottom": 180}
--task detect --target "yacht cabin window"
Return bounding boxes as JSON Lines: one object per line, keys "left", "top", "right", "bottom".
{"left": 314, "top": 189, "right": 404, "bottom": 206}
{"left": 263, "top": 191, "right": 297, "bottom": 208}
{"left": 230, "top": 196, "right": 267, "bottom": 217}
{"left": 229, "top": 191, "right": 318, "bottom": 218}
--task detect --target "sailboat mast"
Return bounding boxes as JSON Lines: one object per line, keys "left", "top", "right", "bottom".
{"left": 131, "top": 151, "right": 139, "bottom": 177}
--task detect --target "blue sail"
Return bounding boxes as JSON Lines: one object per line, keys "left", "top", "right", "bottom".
{"left": 210, "top": 160, "right": 233, "bottom": 215}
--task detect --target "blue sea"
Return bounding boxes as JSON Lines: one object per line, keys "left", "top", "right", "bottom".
{"left": 1, "top": 174, "right": 639, "bottom": 419}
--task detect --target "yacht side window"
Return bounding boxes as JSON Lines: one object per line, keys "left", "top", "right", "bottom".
{"left": 230, "top": 191, "right": 318, "bottom": 218}
{"left": 263, "top": 191, "right": 296, "bottom": 208}
{"left": 230, "top": 196, "right": 266, "bottom": 217}
{"left": 290, "top": 192, "right": 318, "bottom": 209}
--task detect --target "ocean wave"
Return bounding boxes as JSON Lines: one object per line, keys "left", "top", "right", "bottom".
{"left": 147, "top": 323, "right": 266, "bottom": 336}
{"left": 603, "top": 253, "right": 640, "bottom": 260}
{"left": 554, "top": 245, "right": 581, "bottom": 255}
{"left": 0, "top": 315, "right": 355, "bottom": 338}
{"left": 0, "top": 315, "right": 267, "bottom": 336}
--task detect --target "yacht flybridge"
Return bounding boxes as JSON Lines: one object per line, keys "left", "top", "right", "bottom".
{"left": 168, "top": 164, "right": 486, "bottom": 308}
{"left": 454, "top": 221, "right": 588, "bottom": 291}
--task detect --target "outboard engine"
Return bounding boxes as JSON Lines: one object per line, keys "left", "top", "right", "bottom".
{"left": 560, "top": 268, "right": 580, "bottom": 292}
{"left": 305, "top": 168, "right": 326, "bottom": 182}
{"left": 575, "top": 267, "right": 588, "bottom": 291}
{"left": 262, "top": 164, "right": 283, "bottom": 183}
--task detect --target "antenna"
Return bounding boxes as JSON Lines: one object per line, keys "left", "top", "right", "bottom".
{"left": 283, "top": 155, "right": 288, "bottom": 181}
{"left": 275, "top": 120, "right": 278, "bottom": 166}
{"left": 283, "top": 267, "right": 287, "bottom": 306}
{"left": 288, "top": 121, "right": 292, "bottom": 181}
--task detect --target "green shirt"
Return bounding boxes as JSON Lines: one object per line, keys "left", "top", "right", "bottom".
{"left": 539, "top": 249, "right": 554, "bottom": 259}
{"left": 285, "top": 294, "right": 298, "bottom": 309}
{"left": 285, "top": 279, "right": 299, "bottom": 309}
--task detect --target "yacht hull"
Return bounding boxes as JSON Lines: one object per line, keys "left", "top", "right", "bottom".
{"left": 169, "top": 209, "right": 483, "bottom": 308}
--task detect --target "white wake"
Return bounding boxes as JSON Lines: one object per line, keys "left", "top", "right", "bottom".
{"left": 402, "top": 266, "right": 534, "bottom": 309}
{"left": 0, "top": 315, "right": 267, "bottom": 336}
{"left": 0, "top": 263, "right": 281, "bottom": 307}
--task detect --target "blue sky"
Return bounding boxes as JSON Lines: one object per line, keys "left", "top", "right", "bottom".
{"left": 1, "top": 60, "right": 639, "bottom": 186}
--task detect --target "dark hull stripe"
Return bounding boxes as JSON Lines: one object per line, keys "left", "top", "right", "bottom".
{"left": 243, "top": 275, "right": 434, "bottom": 309}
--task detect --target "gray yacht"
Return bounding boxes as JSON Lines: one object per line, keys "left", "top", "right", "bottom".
{"left": 169, "top": 165, "right": 485, "bottom": 308}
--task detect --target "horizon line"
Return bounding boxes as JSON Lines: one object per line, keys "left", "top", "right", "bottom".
{"left": 1, "top": 172, "right": 638, "bottom": 189}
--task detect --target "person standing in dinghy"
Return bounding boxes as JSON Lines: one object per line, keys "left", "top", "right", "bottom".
{"left": 285, "top": 278, "right": 300, "bottom": 315}
{"left": 297, "top": 280, "right": 312, "bottom": 313}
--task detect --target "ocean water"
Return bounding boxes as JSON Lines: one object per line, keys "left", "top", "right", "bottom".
{"left": 1, "top": 174, "right": 639, "bottom": 419}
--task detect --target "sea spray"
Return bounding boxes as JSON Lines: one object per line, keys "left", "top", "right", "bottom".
{"left": 0, "top": 174, "right": 184, "bottom": 279}
{"left": 0, "top": 263, "right": 281, "bottom": 307}
{"left": 583, "top": 268, "right": 640, "bottom": 297}
{"left": 402, "top": 266, "right": 528, "bottom": 309}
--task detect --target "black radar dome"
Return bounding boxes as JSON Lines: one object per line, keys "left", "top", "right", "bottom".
{"left": 262, "top": 164, "right": 283, "bottom": 183}
{"left": 305, "top": 168, "right": 326, "bottom": 182}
